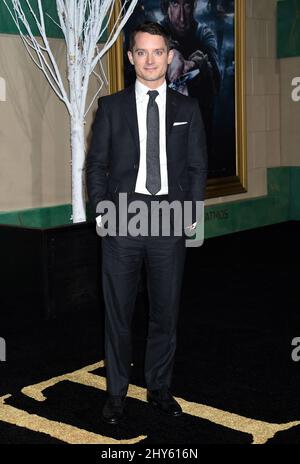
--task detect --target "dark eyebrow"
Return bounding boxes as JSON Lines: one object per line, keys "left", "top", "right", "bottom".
{"left": 134, "top": 48, "right": 166, "bottom": 52}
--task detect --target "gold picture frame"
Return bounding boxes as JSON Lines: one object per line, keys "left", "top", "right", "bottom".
{"left": 108, "top": 0, "right": 247, "bottom": 199}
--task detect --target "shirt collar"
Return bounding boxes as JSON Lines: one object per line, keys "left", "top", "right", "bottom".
{"left": 135, "top": 79, "right": 167, "bottom": 103}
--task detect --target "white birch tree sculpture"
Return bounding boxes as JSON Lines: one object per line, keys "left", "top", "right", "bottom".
{"left": 3, "top": 0, "right": 138, "bottom": 223}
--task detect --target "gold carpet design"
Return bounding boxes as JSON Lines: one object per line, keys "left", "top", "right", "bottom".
{"left": 0, "top": 360, "right": 299, "bottom": 444}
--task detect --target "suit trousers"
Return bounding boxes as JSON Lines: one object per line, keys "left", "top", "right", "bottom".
{"left": 101, "top": 192, "right": 186, "bottom": 396}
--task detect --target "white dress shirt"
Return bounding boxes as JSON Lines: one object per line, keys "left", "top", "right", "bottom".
{"left": 134, "top": 79, "right": 168, "bottom": 195}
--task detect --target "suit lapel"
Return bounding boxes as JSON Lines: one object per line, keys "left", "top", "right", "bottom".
{"left": 166, "top": 87, "right": 179, "bottom": 151}
{"left": 123, "top": 84, "right": 140, "bottom": 159}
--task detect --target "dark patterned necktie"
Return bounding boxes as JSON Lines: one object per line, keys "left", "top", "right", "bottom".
{"left": 146, "top": 90, "right": 161, "bottom": 195}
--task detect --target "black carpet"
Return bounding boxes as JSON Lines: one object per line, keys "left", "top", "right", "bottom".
{"left": 0, "top": 221, "right": 300, "bottom": 445}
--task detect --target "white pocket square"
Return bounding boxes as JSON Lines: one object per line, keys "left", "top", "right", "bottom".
{"left": 173, "top": 121, "right": 188, "bottom": 126}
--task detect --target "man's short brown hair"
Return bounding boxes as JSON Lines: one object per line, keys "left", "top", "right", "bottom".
{"left": 128, "top": 21, "right": 171, "bottom": 52}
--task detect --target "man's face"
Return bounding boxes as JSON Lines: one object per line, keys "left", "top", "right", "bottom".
{"left": 127, "top": 32, "right": 174, "bottom": 88}
{"left": 167, "top": 0, "right": 194, "bottom": 36}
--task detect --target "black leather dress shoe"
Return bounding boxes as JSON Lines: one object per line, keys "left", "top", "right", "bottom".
{"left": 102, "top": 395, "right": 126, "bottom": 424}
{"left": 147, "top": 389, "right": 182, "bottom": 416}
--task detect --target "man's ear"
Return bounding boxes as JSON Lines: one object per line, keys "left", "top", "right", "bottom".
{"left": 167, "top": 48, "right": 174, "bottom": 65}
{"left": 127, "top": 50, "right": 134, "bottom": 65}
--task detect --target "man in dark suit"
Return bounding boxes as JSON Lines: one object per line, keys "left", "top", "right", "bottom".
{"left": 86, "top": 21, "right": 207, "bottom": 425}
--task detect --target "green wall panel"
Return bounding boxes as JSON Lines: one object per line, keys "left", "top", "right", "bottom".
{"left": 0, "top": 1, "right": 107, "bottom": 41}
{"left": 289, "top": 167, "right": 300, "bottom": 220}
{"left": 277, "top": 0, "right": 300, "bottom": 58}
{"left": 0, "top": 1, "right": 63, "bottom": 38}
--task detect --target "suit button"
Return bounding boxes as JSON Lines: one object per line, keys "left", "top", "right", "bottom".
{"left": 133, "top": 163, "right": 138, "bottom": 169}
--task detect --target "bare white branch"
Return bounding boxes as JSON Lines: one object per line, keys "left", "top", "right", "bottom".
{"left": 45, "top": 13, "right": 62, "bottom": 32}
